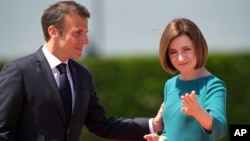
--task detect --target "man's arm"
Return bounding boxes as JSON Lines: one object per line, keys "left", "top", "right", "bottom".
{"left": 151, "top": 103, "right": 164, "bottom": 133}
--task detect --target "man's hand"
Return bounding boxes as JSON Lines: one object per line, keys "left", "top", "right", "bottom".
{"left": 144, "top": 134, "right": 166, "bottom": 141}
{"left": 152, "top": 103, "right": 164, "bottom": 132}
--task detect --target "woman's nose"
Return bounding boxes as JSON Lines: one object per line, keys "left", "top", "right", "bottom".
{"left": 178, "top": 53, "right": 185, "bottom": 61}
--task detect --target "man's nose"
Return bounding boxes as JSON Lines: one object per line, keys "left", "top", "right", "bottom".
{"left": 79, "top": 34, "right": 89, "bottom": 45}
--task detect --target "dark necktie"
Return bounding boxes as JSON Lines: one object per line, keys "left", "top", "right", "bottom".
{"left": 57, "top": 63, "right": 72, "bottom": 123}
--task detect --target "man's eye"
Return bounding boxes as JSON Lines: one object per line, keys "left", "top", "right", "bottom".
{"left": 73, "top": 32, "right": 82, "bottom": 37}
{"left": 76, "top": 32, "right": 81, "bottom": 35}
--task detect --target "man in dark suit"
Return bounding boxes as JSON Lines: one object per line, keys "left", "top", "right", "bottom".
{"left": 0, "top": 1, "right": 163, "bottom": 141}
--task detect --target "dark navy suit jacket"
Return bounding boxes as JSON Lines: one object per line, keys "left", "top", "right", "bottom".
{"left": 0, "top": 48, "right": 150, "bottom": 141}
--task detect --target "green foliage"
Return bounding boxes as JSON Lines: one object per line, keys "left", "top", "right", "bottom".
{"left": 1, "top": 53, "right": 250, "bottom": 141}
{"left": 81, "top": 57, "right": 168, "bottom": 117}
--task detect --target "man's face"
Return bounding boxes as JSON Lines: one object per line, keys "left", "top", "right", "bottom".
{"left": 56, "top": 14, "right": 89, "bottom": 61}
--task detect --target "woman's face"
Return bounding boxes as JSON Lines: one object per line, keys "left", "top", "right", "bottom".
{"left": 168, "top": 35, "right": 197, "bottom": 74}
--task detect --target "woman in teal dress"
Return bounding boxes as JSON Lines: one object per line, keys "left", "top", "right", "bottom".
{"left": 144, "top": 18, "right": 227, "bottom": 141}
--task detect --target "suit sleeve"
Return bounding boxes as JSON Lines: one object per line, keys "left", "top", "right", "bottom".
{"left": 0, "top": 62, "right": 24, "bottom": 141}
{"left": 83, "top": 71, "right": 150, "bottom": 141}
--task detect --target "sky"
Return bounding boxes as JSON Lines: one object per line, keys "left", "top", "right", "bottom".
{"left": 1, "top": 0, "right": 250, "bottom": 60}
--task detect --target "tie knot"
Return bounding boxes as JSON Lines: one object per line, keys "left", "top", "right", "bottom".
{"left": 57, "top": 63, "right": 67, "bottom": 74}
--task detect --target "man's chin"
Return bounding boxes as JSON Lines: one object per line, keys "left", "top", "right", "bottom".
{"left": 71, "top": 55, "right": 82, "bottom": 61}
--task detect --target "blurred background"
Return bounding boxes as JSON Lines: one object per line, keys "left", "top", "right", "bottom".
{"left": 1, "top": 0, "right": 250, "bottom": 60}
{"left": 1, "top": 1, "right": 250, "bottom": 141}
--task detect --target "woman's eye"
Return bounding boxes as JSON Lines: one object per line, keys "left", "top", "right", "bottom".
{"left": 169, "top": 52, "right": 177, "bottom": 55}
{"left": 184, "top": 48, "right": 191, "bottom": 51}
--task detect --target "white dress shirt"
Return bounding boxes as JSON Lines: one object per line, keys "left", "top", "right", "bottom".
{"left": 42, "top": 45, "right": 75, "bottom": 110}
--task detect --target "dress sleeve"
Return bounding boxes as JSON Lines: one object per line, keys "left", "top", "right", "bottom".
{"left": 204, "top": 78, "right": 227, "bottom": 139}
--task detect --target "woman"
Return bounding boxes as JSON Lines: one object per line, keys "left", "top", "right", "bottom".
{"left": 144, "top": 18, "right": 227, "bottom": 141}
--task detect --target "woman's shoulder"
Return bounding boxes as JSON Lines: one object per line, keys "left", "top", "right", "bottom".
{"left": 165, "top": 75, "right": 179, "bottom": 84}
{"left": 204, "top": 75, "right": 226, "bottom": 87}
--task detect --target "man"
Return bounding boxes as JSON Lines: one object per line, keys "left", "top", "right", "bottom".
{"left": 0, "top": 1, "right": 163, "bottom": 141}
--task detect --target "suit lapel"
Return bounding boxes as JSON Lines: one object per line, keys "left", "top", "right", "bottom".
{"left": 68, "top": 61, "right": 90, "bottom": 122}
{"left": 68, "top": 61, "right": 79, "bottom": 113}
{"left": 35, "top": 48, "right": 67, "bottom": 124}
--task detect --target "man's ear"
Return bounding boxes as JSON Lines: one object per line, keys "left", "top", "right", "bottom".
{"left": 48, "top": 26, "right": 60, "bottom": 38}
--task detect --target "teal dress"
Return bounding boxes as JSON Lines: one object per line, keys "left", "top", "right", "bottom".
{"left": 161, "top": 75, "right": 227, "bottom": 141}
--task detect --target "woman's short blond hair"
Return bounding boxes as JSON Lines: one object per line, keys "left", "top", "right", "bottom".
{"left": 159, "top": 18, "right": 208, "bottom": 74}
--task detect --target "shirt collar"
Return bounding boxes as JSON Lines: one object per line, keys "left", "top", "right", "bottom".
{"left": 42, "top": 44, "right": 68, "bottom": 69}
